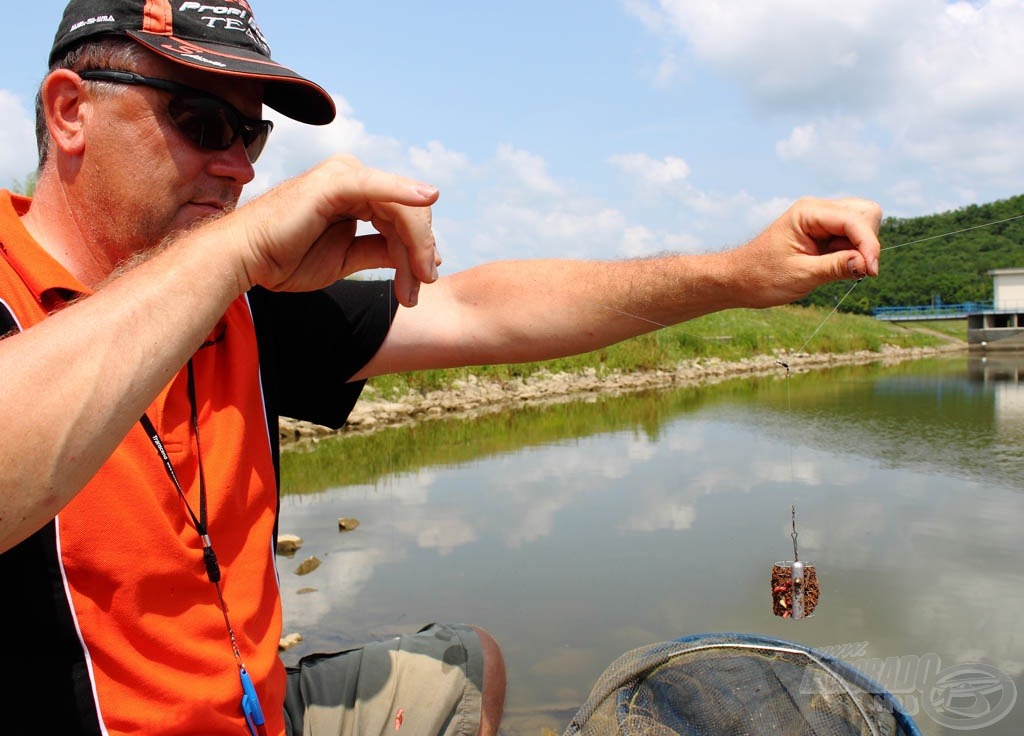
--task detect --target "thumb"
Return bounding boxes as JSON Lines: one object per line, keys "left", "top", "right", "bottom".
{"left": 811, "top": 249, "right": 870, "bottom": 283}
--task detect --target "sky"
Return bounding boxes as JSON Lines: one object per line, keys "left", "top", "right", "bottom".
{"left": 3, "top": 1, "right": 1024, "bottom": 274}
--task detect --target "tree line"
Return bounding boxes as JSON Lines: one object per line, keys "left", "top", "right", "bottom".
{"left": 799, "top": 193, "right": 1024, "bottom": 314}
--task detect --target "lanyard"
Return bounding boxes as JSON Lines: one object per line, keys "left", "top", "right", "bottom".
{"left": 138, "top": 359, "right": 267, "bottom": 736}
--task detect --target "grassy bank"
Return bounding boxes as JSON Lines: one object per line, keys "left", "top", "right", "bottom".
{"left": 366, "top": 306, "right": 966, "bottom": 399}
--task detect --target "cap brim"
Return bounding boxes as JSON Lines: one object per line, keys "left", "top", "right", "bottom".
{"left": 128, "top": 31, "right": 336, "bottom": 125}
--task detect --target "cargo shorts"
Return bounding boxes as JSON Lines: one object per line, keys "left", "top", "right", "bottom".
{"left": 283, "top": 623, "right": 485, "bottom": 736}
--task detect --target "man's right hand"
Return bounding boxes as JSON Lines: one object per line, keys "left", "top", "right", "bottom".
{"left": 223, "top": 154, "right": 441, "bottom": 307}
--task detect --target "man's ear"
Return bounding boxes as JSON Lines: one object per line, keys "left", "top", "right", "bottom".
{"left": 40, "top": 69, "right": 89, "bottom": 157}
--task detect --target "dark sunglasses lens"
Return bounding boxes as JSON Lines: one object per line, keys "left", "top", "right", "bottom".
{"left": 241, "top": 122, "right": 272, "bottom": 163}
{"left": 168, "top": 97, "right": 272, "bottom": 163}
{"left": 168, "top": 96, "right": 235, "bottom": 151}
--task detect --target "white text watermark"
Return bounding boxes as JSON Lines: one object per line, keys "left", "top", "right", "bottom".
{"left": 801, "top": 646, "right": 1017, "bottom": 731}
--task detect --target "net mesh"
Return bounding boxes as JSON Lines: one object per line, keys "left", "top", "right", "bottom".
{"left": 563, "top": 634, "right": 921, "bottom": 736}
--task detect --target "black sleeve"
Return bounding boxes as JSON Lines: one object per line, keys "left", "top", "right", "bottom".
{"left": 248, "top": 279, "right": 399, "bottom": 429}
{"left": 0, "top": 300, "right": 18, "bottom": 340}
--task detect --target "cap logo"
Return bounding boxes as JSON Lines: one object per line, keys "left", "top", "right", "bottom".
{"left": 179, "top": 2, "right": 248, "bottom": 24}
{"left": 156, "top": 38, "right": 228, "bottom": 67}
{"left": 176, "top": 1, "right": 270, "bottom": 56}
{"left": 69, "top": 15, "right": 116, "bottom": 33}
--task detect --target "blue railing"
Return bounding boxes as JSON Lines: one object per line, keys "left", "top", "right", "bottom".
{"left": 873, "top": 302, "right": 993, "bottom": 320}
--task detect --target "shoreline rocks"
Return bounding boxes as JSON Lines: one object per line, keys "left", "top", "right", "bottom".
{"left": 279, "top": 344, "right": 966, "bottom": 448}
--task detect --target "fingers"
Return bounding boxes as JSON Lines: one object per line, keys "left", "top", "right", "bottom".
{"left": 733, "top": 196, "right": 884, "bottom": 308}
{"left": 377, "top": 201, "right": 439, "bottom": 292}
{"left": 322, "top": 158, "right": 439, "bottom": 303}
{"left": 317, "top": 227, "right": 434, "bottom": 308}
{"left": 386, "top": 226, "right": 420, "bottom": 307}
{"left": 794, "top": 197, "right": 882, "bottom": 278}
{"left": 320, "top": 155, "right": 440, "bottom": 211}
{"left": 238, "top": 155, "right": 442, "bottom": 294}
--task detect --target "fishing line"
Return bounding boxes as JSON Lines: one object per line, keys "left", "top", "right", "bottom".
{"left": 790, "top": 278, "right": 863, "bottom": 359}
{"left": 597, "top": 305, "right": 670, "bottom": 329}
{"left": 788, "top": 212, "right": 1024, "bottom": 351}
{"left": 599, "top": 211, "right": 1024, "bottom": 621}
{"left": 598, "top": 212, "right": 1024, "bottom": 358}
{"left": 767, "top": 212, "right": 1022, "bottom": 619}
{"left": 879, "top": 212, "right": 1024, "bottom": 252}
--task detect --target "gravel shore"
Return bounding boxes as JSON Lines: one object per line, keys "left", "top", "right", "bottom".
{"left": 279, "top": 343, "right": 967, "bottom": 447}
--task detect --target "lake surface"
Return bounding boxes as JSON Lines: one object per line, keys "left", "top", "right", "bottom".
{"left": 276, "top": 354, "right": 1024, "bottom": 735}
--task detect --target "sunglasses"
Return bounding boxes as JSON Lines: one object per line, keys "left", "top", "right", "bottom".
{"left": 77, "top": 69, "right": 274, "bottom": 163}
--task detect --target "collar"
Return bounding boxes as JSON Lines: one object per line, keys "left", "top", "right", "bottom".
{"left": 0, "top": 190, "right": 91, "bottom": 311}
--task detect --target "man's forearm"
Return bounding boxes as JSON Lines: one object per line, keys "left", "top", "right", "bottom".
{"left": 361, "top": 196, "right": 881, "bottom": 378}
{"left": 359, "top": 251, "right": 742, "bottom": 376}
{"left": 0, "top": 226, "right": 245, "bottom": 553}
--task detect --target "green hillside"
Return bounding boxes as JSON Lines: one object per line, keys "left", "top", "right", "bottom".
{"left": 800, "top": 193, "right": 1024, "bottom": 314}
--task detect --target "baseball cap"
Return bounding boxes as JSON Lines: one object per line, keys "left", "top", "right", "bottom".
{"left": 49, "top": 0, "right": 335, "bottom": 125}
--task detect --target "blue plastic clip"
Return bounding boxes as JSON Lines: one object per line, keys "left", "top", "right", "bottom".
{"left": 240, "top": 667, "right": 267, "bottom": 736}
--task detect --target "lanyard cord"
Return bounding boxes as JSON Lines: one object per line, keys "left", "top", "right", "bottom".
{"left": 137, "top": 359, "right": 246, "bottom": 669}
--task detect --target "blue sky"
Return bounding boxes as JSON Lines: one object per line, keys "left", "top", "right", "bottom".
{"left": 3, "top": 1, "right": 1024, "bottom": 274}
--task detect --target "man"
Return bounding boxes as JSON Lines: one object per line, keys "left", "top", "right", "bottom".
{"left": 0, "top": 1, "right": 882, "bottom": 735}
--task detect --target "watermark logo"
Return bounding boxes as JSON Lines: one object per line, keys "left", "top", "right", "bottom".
{"left": 801, "top": 645, "right": 1017, "bottom": 731}
{"left": 921, "top": 663, "right": 1017, "bottom": 730}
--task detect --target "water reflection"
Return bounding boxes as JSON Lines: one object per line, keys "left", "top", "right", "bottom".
{"left": 969, "top": 352, "right": 1024, "bottom": 384}
{"left": 278, "top": 355, "right": 1024, "bottom": 736}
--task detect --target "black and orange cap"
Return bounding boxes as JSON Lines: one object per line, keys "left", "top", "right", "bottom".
{"left": 49, "top": 0, "right": 336, "bottom": 125}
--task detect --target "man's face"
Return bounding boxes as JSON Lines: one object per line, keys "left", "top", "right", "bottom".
{"left": 77, "top": 52, "right": 264, "bottom": 263}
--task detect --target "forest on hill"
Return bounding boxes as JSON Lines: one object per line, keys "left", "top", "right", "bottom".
{"left": 799, "top": 193, "right": 1024, "bottom": 315}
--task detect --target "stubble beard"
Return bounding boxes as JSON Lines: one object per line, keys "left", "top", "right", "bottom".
{"left": 100, "top": 200, "right": 238, "bottom": 287}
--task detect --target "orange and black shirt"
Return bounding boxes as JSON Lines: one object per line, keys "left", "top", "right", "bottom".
{"left": 0, "top": 190, "right": 397, "bottom": 735}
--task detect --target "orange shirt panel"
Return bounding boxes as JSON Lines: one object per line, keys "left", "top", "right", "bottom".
{"left": 0, "top": 191, "right": 287, "bottom": 735}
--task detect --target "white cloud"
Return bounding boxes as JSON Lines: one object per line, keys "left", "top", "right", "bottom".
{"left": 625, "top": 0, "right": 1024, "bottom": 200}
{"left": 487, "top": 201, "right": 626, "bottom": 248}
{"left": 654, "top": 51, "right": 681, "bottom": 87}
{"left": 608, "top": 149, "right": 795, "bottom": 248}
{"left": 626, "top": 0, "right": 919, "bottom": 108}
{"left": 620, "top": 501, "right": 697, "bottom": 531}
{"left": 494, "top": 143, "right": 565, "bottom": 196}
{"left": 608, "top": 152, "right": 691, "bottom": 186}
{"left": 249, "top": 94, "right": 405, "bottom": 198}
{"left": 886, "top": 179, "right": 929, "bottom": 210}
{"left": 405, "top": 517, "right": 477, "bottom": 556}
{"left": 407, "top": 140, "right": 471, "bottom": 185}
{"left": 620, "top": 224, "right": 657, "bottom": 257}
{"left": 776, "top": 116, "right": 882, "bottom": 182}
{"left": 749, "top": 197, "right": 796, "bottom": 227}
{"left": 456, "top": 143, "right": 682, "bottom": 263}
{"left": 279, "top": 547, "right": 381, "bottom": 626}
{"left": 680, "top": 187, "right": 757, "bottom": 220}
{"left": 244, "top": 93, "right": 791, "bottom": 273}
{"left": 626, "top": 435, "right": 659, "bottom": 461}
{"left": 0, "top": 90, "right": 38, "bottom": 188}
{"left": 883, "top": 1, "right": 1024, "bottom": 183}
{"left": 489, "top": 444, "right": 635, "bottom": 549}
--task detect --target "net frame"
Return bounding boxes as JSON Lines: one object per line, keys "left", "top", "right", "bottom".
{"left": 563, "top": 633, "right": 923, "bottom": 736}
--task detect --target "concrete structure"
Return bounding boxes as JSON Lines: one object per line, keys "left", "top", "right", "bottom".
{"left": 967, "top": 268, "right": 1024, "bottom": 350}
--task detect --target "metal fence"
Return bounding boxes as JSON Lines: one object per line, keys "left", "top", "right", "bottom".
{"left": 872, "top": 302, "right": 994, "bottom": 320}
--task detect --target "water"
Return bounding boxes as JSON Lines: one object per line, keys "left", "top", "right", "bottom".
{"left": 277, "top": 354, "right": 1024, "bottom": 735}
